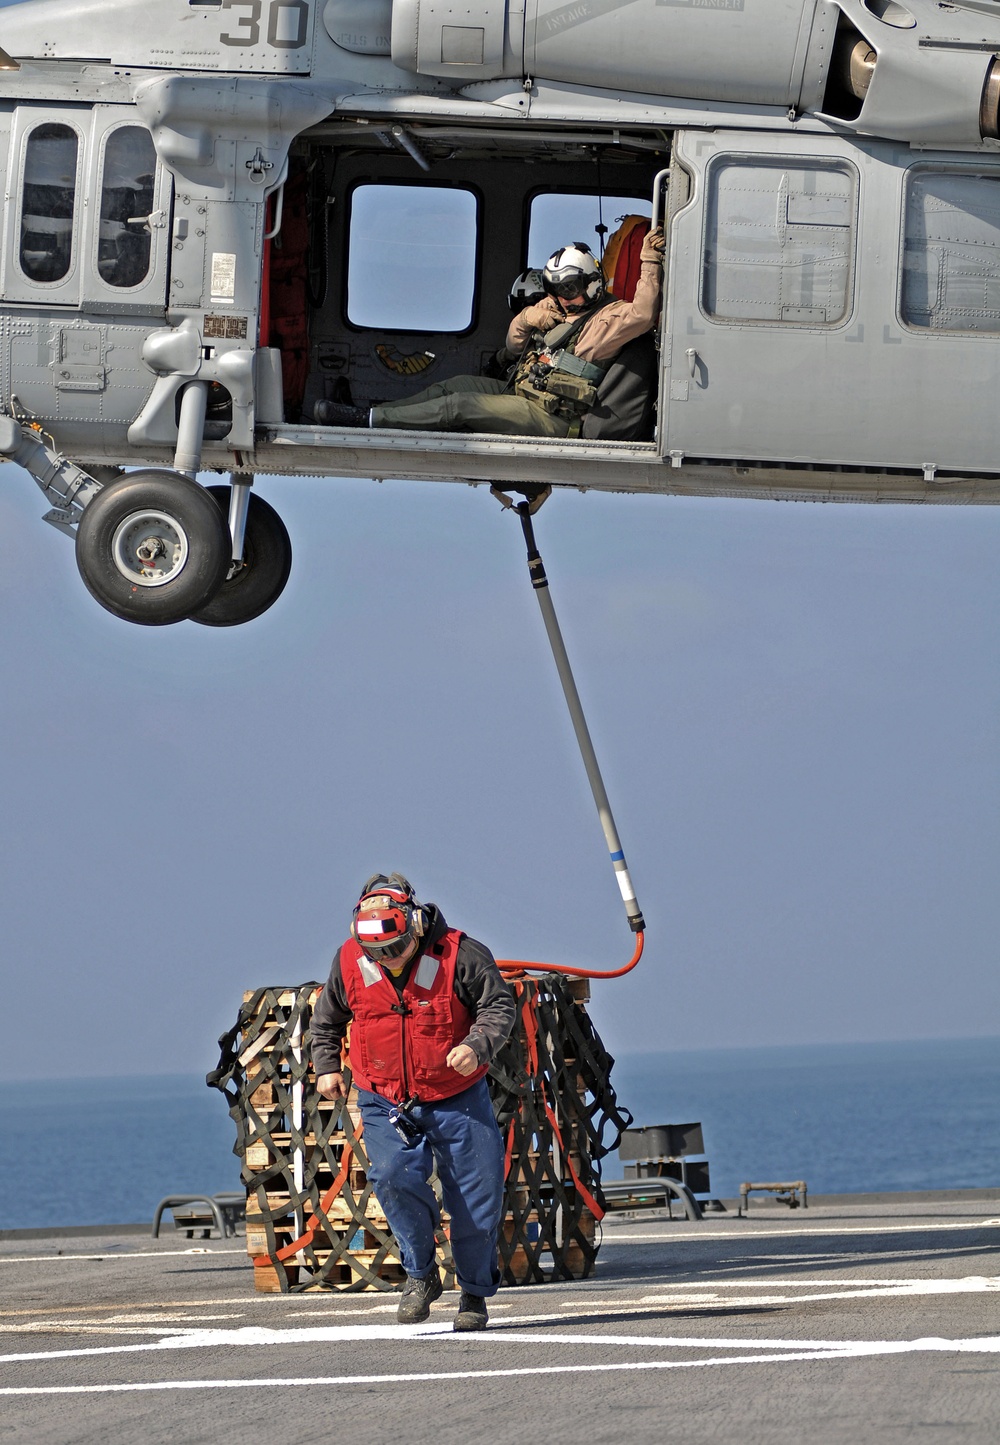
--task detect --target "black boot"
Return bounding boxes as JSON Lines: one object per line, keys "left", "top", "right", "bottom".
{"left": 453, "top": 1291, "right": 489, "bottom": 1332}
{"left": 397, "top": 1268, "right": 443, "bottom": 1324}
{"left": 313, "top": 400, "right": 369, "bottom": 427}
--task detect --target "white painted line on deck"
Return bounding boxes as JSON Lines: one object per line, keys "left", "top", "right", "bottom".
{"left": 4, "top": 1219, "right": 995, "bottom": 1271}
{"left": 5, "top": 1335, "right": 1000, "bottom": 1396}
{"left": 637, "top": 1282, "right": 1000, "bottom": 1308}
{"left": 600, "top": 1220, "right": 1000, "bottom": 1244}
{"left": 6, "top": 1286, "right": 1000, "bottom": 1364}
{"left": 4, "top": 1218, "right": 992, "bottom": 1269}
{"left": 571, "top": 1277, "right": 1000, "bottom": 1298}
{"left": 0, "top": 1248, "right": 246, "bottom": 1265}
{"left": 644, "top": 1277, "right": 1000, "bottom": 1292}
{"left": 0, "top": 1297, "right": 312, "bottom": 1318}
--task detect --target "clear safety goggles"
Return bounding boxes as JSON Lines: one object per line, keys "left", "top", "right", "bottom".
{"left": 545, "top": 274, "right": 592, "bottom": 300}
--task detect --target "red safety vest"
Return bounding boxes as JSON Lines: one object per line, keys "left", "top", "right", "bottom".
{"left": 339, "top": 928, "right": 489, "bottom": 1104}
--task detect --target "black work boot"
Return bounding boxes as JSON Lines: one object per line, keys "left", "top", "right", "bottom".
{"left": 313, "top": 399, "right": 369, "bottom": 428}
{"left": 397, "top": 1268, "right": 443, "bottom": 1324}
{"left": 453, "top": 1291, "right": 489, "bottom": 1332}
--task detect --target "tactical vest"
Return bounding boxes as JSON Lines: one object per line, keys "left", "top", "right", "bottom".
{"left": 339, "top": 929, "right": 488, "bottom": 1104}
{"left": 513, "top": 302, "right": 612, "bottom": 419}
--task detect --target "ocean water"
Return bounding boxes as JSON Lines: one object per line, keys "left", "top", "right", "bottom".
{"left": 0, "top": 1038, "right": 997, "bottom": 1230}
{"left": 0, "top": 1073, "right": 241, "bottom": 1232}
{"left": 612, "top": 1036, "right": 1000, "bottom": 1198}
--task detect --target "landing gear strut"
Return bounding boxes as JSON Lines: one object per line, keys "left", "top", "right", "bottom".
{"left": 5, "top": 381, "right": 294, "bottom": 626}
{"left": 191, "top": 483, "right": 293, "bottom": 627}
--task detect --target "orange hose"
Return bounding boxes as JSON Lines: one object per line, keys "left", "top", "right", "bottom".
{"left": 497, "top": 929, "right": 643, "bottom": 981}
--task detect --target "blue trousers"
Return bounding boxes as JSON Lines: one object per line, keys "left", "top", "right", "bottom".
{"left": 358, "top": 1078, "right": 505, "bottom": 1298}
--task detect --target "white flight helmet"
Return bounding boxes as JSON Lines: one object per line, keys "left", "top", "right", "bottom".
{"left": 508, "top": 268, "right": 546, "bottom": 312}
{"left": 541, "top": 242, "right": 605, "bottom": 304}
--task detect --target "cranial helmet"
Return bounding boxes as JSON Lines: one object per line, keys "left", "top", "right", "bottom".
{"left": 508, "top": 268, "right": 546, "bottom": 313}
{"left": 351, "top": 872, "right": 428, "bottom": 961}
{"left": 541, "top": 243, "right": 605, "bottom": 304}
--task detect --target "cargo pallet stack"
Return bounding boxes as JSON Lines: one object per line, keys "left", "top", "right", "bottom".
{"left": 210, "top": 974, "right": 632, "bottom": 1293}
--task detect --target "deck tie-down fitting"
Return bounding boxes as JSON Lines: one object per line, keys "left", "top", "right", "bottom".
{"left": 493, "top": 485, "right": 645, "bottom": 978}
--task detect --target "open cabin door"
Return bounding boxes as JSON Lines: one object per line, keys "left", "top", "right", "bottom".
{"left": 294, "top": 125, "right": 662, "bottom": 428}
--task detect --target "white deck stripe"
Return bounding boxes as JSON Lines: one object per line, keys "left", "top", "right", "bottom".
{"left": 0, "top": 1248, "right": 245, "bottom": 1265}
{"left": 601, "top": 1220, "right": 1000, "bottom": 1243}
{"left": 571, "top": 1278, "right": 1000, "bottom": 1294}
{"left": 2, "top": 1218, "right": 995, "bottom": 1269}
{"left": 6, "top": 1301, "right": 1000, "bottom": 1364}
{"left": 8, "top": 1279, "right": 995, "bottom": 1341}
{"left": 5, "top": 1337, "right": 1000, "bottom": 1397}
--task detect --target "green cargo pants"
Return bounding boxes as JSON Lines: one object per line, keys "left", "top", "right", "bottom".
{"left": 371, "top": 376, "right": 572, "bottom": 438}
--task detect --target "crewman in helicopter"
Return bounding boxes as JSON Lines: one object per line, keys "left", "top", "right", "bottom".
{"left": 313, "top": 228, "right": 665, "bottom": 438}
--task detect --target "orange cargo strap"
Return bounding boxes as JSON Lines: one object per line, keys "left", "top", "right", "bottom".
{"left": 253, "top": 1131, "right": 357, "bottom": 1267}
{"left": 503, "top": 1116, "right": 516, "bottom": 1181}
{"left": 543, "top": 1101, "right": 605, "bottom": 1223}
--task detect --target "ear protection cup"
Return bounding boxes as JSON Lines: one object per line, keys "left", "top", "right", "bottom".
{"left": 411, "top": 905, "right": 429, "bottom": 938}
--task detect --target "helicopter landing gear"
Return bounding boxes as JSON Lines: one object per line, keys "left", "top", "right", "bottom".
{"left": 190, "top": 484, "right": 293, "bottom": 627}
{"left": 74, "top": 470, "right": 231, "bottom": 626}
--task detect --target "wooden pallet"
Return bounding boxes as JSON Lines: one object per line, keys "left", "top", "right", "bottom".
{"left": 229, "top": 976, "right": 610, "bottom": 1293}
{"left": 251, "top": 1244, "right": 408, "bottom": 1293}
{"left": 504, "top": 1240, "right": 593, "bottom": 1282}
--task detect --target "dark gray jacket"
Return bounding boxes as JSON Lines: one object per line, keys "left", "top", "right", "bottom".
{"left": 310, "top": 904, "right": 515, "bottom": 1078}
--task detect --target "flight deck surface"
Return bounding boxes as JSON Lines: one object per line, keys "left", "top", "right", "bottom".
{"left": 3, "top": 1191, "right": 1000, "bottom": 1444}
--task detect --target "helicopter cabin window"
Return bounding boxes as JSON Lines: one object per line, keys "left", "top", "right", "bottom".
{"left": 20, "top": 122, "right": 79, "bottom": 284}
{"left": 900, "top": 170, "right": 1000, "bottom": 333}
{"left": 346, "top": 183, "right": 478, "bottom": 333}
{"left": 526, "top": 192, "right": 652, "bottom": 279}
{"left": 702, "top": 160, "right": 855, "bottom": 325}
{"left": 98, "top": 127, "right": 157, "bottom": 289}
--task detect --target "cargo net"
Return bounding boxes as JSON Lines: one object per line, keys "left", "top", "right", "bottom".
{"left": 208, "top": 974, "right": 632, "bottom": 1293}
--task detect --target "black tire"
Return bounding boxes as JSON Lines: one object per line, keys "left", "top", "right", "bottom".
{"left": 75, "top": 471, "right": 231, "bottom": 626}
{"left": 190, "top": 486, "right": 292, "bottom": 627}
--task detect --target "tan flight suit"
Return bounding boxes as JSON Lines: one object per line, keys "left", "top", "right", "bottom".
{"left": 370, "top": 256, "right": 662, "bottom": 436}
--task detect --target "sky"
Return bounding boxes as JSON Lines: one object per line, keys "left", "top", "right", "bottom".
{"left": 3, "top": 475, "right": 999, "bottom": 1081}
{"left": 1, "top": 0, "right": 999, "bottom": 1082}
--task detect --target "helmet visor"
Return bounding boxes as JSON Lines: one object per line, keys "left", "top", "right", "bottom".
{"left": 354, "top": 890, "right": 414, "bottom": 959}
{"left": 544, "top": 274, "right": 591, "bottom": 300}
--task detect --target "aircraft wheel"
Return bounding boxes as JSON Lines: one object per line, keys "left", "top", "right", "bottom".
{"left": 190, "top": 486, "right": 292, "bottom": 627}
{"left": 75, "top": 471, "right": 230, "bottom": 626}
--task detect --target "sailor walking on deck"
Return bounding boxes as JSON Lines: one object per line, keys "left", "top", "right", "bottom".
{"left": 311, "top": 873, "right": 515, "bottom": 1330}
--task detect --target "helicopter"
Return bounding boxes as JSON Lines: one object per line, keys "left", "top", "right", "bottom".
{"left": 1, "top": 0, "right": 1000, "bottom": 627}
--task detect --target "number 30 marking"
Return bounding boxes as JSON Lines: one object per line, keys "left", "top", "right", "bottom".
{"left": 221, "top": 0, "right": 261, "bottom": 46}
{"left": 221, "top": 0, "right": 308, "bottom": 49}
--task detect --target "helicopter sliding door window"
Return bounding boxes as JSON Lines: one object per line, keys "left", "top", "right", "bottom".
{"left": 900, "top": 169, "right": 1000, "bottom": 332}
{"left": 97, "top": 127, "right": 157, "bottom": 289}
{"left": 20, "top": 124, "right": 79, "bottom": 287}
{"left": 702, "top": 160, "right": 856, "bottom": 325}
{"left": 82, "top": 108, "right": 172, "bottom": 316}
{"left": 1, "top": 107, "right": 86, "bottom": 307}
{"left": 346, "top": 183, "right": 479, "bottom": 334}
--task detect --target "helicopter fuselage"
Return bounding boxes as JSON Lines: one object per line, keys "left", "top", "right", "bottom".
{"left": 3, "top": 0, "right": 1000, "bottom": 623}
